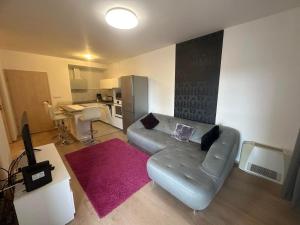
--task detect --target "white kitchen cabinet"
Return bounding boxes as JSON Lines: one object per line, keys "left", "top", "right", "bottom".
{"left": 70, "top": 79, "right": 88, "bottom": 90}
{"left": 99, "top": 78, "right": 119, "bottom": 89}
{"left": 112, "top": 116, "right": 123, "bottom": 129}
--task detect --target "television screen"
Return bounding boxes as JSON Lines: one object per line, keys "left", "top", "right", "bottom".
{"left": 21, "top": 112, "right": 36, "bottom": 166}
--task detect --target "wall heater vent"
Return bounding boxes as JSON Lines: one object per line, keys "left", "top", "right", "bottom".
{"left": 247, "top": 163, "right": 281, "bottom": 181}
{"left": 239, "top": 141, "right": 285, "bottom": 184}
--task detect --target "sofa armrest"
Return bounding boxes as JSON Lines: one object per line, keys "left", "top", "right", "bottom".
{"left": 201, "top": 126, "right": 240, "bottom": 181}
{"left": 127, "top": 114, "right": 147, "bottom": 132}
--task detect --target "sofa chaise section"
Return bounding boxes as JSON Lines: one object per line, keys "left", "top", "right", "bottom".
{"left": 127, "top": 113, "right": 240, "bottom": 210}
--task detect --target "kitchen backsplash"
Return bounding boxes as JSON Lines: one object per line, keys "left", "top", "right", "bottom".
{"left": 72, "top": 89, "right": 112, "bottom": 103}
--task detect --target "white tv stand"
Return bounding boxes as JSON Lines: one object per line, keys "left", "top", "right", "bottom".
{"left": 13, "top": 143, "right": 75, "bottom": 225}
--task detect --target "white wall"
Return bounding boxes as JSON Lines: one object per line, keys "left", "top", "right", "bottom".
{"left": 69, "top": 67, "right": 106, "bottom": 90}
{"left": 0, "top": 50, "right": 106, "bottom": 105}
{"left": 0, "top": 111, "right": 11, "bottom": 171}
{"left": 217, "top": 7, "right": 300, "bottom": 154}
{"left": 0, "top": 64, "right": 11, "bottom": 178}
{"left": 106, "top": 45, "right": 176, "bottom": 116}
{"left": 0, "top": 60, "right": 17, "bottom": 141}
{"left": 106, "top": 8, "right": 300, "bottom": 156}
{"left": 0, "top": 50, "right": 106, "bottom": 140}
{"left": 0, "top": 112, "right": 11, "bottom": 179}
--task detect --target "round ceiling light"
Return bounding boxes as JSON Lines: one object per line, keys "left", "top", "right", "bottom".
{"left": 83, "top": 53, "right": 93, "bottom": 60}
{"left": 105, "top": 7, "right": 138, "bottom": 29}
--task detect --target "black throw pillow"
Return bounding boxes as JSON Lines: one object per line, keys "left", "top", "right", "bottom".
{"left": 201, "top": 126, "right": 220, "bottom": 151}
{"left": 140, "top": 113, "right": 159, "bottom": 129}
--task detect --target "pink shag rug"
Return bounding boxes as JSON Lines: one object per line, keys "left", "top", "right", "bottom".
{"left": 65, "top": 138, "right": 150, "bottom": 217}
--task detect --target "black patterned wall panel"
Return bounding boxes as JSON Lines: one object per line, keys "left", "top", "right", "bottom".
{"left": 174, "top": 30, "right": 224, "bottom": 124}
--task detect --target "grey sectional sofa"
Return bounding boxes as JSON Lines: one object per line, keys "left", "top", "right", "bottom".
{"left": 127, "top": 113, "right": 240, "bottom": 210}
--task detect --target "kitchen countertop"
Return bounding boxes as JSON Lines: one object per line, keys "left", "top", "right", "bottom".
{"left": 73, "top": 100, "right": 114, "bottom": 105}
{"left": 61, "top": 102, "right": 113, "bottom": 113}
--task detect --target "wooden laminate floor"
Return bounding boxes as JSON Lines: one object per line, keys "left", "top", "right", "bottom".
{"left": 10, "top": 122, "right": 300, "bottom": 225}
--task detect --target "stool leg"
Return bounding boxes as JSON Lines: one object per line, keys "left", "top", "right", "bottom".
{"left": 90, "top": 121, "right": 94, "bottom": 140}
{"left": 61, "top": 120, "right": 67, "bottom": 144}
{"left": 81, "top": 120, "right": 97, "bottom": 145}
{"left": 56, "top": 120, "right": 63, "bottom": 144}
{"left": 56, "top": 119, "right": 73, "bottom": 145}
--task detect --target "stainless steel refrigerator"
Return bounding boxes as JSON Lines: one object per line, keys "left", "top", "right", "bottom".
{"left": 121, "top": 75, "right": 148, "bottom": 133}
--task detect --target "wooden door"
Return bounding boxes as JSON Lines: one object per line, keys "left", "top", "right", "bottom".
{"left": 0, "top": 108, "right": 11, "bottom": 177}
{"left": 4, "top": 70, "right": 53, "bottom": 134}
{"left": 0, "top": 93, "right": 11, "bottom": 142}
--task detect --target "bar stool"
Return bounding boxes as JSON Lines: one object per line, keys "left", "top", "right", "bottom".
{"left": 45, "top": 102, "right": 72, "bottom": 145}
{"left": 79, "top": 107, "right": 101, "bottom": 143}
{"left": 43, "top": 101, "right": 64, "bottom": 119}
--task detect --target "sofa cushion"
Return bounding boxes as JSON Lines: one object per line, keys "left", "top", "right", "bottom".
{"left": 140, "top": 113, "right": 159, "bottom": 129}
{"left": 127, "top": 127, "right": 178, "bottom": 154}
{"left": 189, "top": 122, "right": 214, "bottom": 144}
{"left": 150, "top": 114, "right": 214, "bottom": 144}
{"left": 128, "top": 126, "right": 202, "bottom": 155}
{"left": 201, "top": 125, "right": 220, "bottom": 151}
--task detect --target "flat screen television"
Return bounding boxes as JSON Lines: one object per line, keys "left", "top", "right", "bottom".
{"left": 21, "top": 112, "right": 36, "bottom": 166}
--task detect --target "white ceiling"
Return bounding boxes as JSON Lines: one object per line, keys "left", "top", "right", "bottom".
{"left": 0, "top": 0, "right": 299, "bottom": 63}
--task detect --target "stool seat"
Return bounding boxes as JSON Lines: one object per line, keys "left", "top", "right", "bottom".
{"left": 53, "top": 114, "right": 70, "bottom": 121}
{"left": 79, "top": 116, "right": 100, "bottom": 122}
{"left": 79, "top": 107, "right": 101, "bottom": 143}
{"left": 53, "top": 109, "right": 64, "bottom": 115}
{"left": 43, "top": 101, "right": 72, "bottom": 145}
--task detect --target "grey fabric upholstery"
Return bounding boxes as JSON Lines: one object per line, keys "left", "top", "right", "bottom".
{"left": 127, "top": 113, "right": 240, "bottom": 210}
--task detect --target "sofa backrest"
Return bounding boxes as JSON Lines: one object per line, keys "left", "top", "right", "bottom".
{"left": 152, "top": 113, "right": 214, "bottom": 144}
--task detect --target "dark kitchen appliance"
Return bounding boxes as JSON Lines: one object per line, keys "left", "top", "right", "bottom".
{"left": 96, "top": 93, "right": 102, "bottom": 102}
{"left": 96, "top": 93, "right": 113, "bottom": 102}
{"left": 113, "top": 88, "right": 122, "bottom": 105}
{"left": 114, "top": 104, "right": 122, "bottom": 118}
